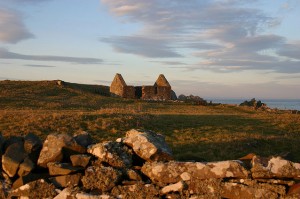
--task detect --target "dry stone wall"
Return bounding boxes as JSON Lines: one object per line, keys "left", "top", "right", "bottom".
{"left": 0, "top": 130, "right": 300, "bottom": 198}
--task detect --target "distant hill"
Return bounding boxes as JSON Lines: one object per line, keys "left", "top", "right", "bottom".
{"left": 0, "top": 80, "right": 130, "bottom": 109}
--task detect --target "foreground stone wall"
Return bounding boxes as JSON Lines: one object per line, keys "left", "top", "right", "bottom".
{"left": 1, "top": 129, "right": 300, "bottom": 199}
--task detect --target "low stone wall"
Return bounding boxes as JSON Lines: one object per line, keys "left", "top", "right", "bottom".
{"left": 1, "top": 129, "right": 300, "bottom": 199}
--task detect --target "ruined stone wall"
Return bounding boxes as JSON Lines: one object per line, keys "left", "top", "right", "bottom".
{"left": 123, "top": 86, "right": 135, "bottom": 99}
{"left": 141, "top": 86, "right": 171, "bottom": 100}
{"left": 141, "top": 86, "right": 156, "bottom": 100}
{"left": 156, "top": 86, "right": 171, "bottom": 100}
{"left": 110, "top": 74, "right": 127, "bottom": 98}
{"left": 110, "top": 73, "right": 174, "bottom": 100}
{"left": 3, "top": 129, "right": 299, "bottom": 199}
{"left": 110, "top": 83, "right": 125, "bottom": 97}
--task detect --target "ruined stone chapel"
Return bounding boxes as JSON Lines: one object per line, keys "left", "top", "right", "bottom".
{"left": 110, "top": 74, "right": 174, "bottom": 100}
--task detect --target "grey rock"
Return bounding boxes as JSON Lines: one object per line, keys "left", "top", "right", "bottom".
{"left": 49, "top": 173, "right": 82, "bottom": 188}
{"left": 73, "top": 131, "right": 93, "bottom": 148}
{"left": 141, "top": 161, "right": 248, "bottom": 186}
{"left": 70, "top": 154, "right": 91, "bottom": 168}
{"left": 54, "top": 187, "right": 75, "bottom": 199}
{"left": 251, "top": 156, "right": 300, "bottom": 179}
{"left": 76, "top": 193, "right": 115, "bottom": 199}
{"left": 3, "top": 136, "right": 23, "bottom": 152}
{"left": 87, "top": 141, "right": 132, "bottom": 168}
{"left": 47, "top": 162, "right": 82, "bottom": 176}
{"left": 2, "top": 142, "right": 26, "bottom": 177}
{"left": 125, "top": 169, "right": 142, "bottom": 181}
{"left": 24, "top": 133, "right": 43, "bottom": 164}
{"left": 111, "top": 182, "right": 160, "bottom": 199}
{"left": 9, "top": 179, "right": 57, "bottom": 198}
{"left": 221, "top": 182, "right": 279, "bottom": 199}
{"left": 124, "top": 129, "right": 173, "bottom": 162}
{"left": 37, "top": 133, "right": 86, "bottom": 168}
{"left": 82, "top": 166, "right": 122, "bottom": 192}
{"left": 18, "top": 157, "right": 35, "bottom": 176}
{"left": 161, "top": 181, "right": 186, "bottom": 195}
{"left": 12, "top": 172, "right": 50, "bottom": 189}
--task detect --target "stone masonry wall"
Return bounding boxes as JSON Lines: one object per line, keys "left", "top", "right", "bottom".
{"left": 156, "top": 86, "right": 171, "bottom": 100}
{"left": 142, "top": 86, "right": 156, "bottom": 100}
{"left": 124, "top": 86, "right": 135, "bottom": 99}
{"left": 1, "top": 130, "right": 300, "bottom": 199}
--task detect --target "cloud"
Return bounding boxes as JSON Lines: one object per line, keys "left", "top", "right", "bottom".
{"left": 277, "top": 42, "right": 300, "bottom": 60}
{"left": 190, "top": 35, "right": 300, "bottom": 73}
{"left": 0, "top": 48, "right": 103, "bottom": 64}
{"left": 25, "top": 64, "right": 56, "bottom": 68}
{"left": 150, "top": 61, "right": 188, "bottom": 66}
{"left": 101, "top": 0, "right": 299, "bottom": 74}
{"left": 93, "top": 80, "right": 111, "bottom": 85}
{"left": 0, "top": 8, "right": 34, "bottom": 43}
{"left": 172, "top": 79, "right": 300, "bottom": 99}
{"left": 101, "top": 36, "right": 181, "bottom": 58}
{"left": 0, "top": 76, "right": 18, "bottom": 80}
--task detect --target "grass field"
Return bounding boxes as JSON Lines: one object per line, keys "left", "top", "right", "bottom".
{"left": 1, "top": 80, "right": 300, "bottom": 162}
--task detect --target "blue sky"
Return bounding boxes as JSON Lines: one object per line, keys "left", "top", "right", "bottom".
{"left": 0, "top": 0, "right": 299, "bottom": 99}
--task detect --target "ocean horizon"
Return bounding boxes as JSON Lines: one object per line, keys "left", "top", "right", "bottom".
{"left": 207, "top": 98, "right": 300, "bottom": 111}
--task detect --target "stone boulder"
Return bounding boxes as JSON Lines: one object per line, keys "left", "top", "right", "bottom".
{"left": 37, "top": 133, "right": 86, "bottom": 168}
{"left": 76, "top": 193, "right": 114, "bottom": 199}
{"left": 0, "top": 133, "right": 4, "bottom": 157}
{"left": 24, "top": 133, "right": 43, "bottom": 164}
{"left": 49, "top": 173, "right": 82, "bottom": 188}
{"left": 187, "top": 178, "right": 222, "bottom": 197}
{"left": 87, "top": 141, "right": 132, "bottom": 168}
{"left": 70, "top": 154, "right": 91, "bottom": 168}
{"left": 9, "top": 179, "right": 57, "bottom": 198}
{"left": 47, "top": 162, "right": 83, "bottom": 176}
{"left": 111, "top": 182, "right": 160, "bottom": 199}
{"left": 221, "top": 182, "right": 279, "bottom": 199}
{"left": 73, "top": 131, "right": 93, "bottom": 148}
{"left": 123, "top": 129, "right": 173, "bottom": 162}
{"left": 12, "top": 173, "right": 50, "bottom": 189}
{"left": 160, "top": 181, "right": 187, "bottom": 195}
{"left": 2, "top": 142, "right": 26, "bottom": 177}
{"left": 124, "top": 169, "right": 143, "bottom": 181}
{"left": 141, "top": 161, "right": 249, "bottom": 186}
{"left": 17, "top": 157, "right": 35, "bottom": 176}
{"left": 251, "top": 156, "right": 300, "bottom": 179}
{"left": 81, "top": 166, "right": 122, "bottom": 192}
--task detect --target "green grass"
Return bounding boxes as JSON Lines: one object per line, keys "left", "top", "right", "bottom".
{"left": 0, "top": 80, "right": 299, "bottom": 162}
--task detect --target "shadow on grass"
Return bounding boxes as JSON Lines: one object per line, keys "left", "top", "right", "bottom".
{"left": 172, "top": 136, "right": 299, "bottom": 162}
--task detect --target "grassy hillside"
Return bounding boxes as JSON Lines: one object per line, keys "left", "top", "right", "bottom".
{"left": 1, "top": 80, "right": 300, "bottom": 162}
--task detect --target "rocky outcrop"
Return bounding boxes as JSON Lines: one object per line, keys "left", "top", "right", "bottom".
{"left": 240, "top": 98, "right": 268, "bottom": 110}
{"left": 1, "top": 130, "right": 300, "bottom": 198}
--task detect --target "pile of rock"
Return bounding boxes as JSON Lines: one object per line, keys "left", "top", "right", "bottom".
{"left": 177, "top": 95, "right": 208, "bottom": 105}
{"left": 240, "top": 98, "right": 268, "bottom": 110}
{"left": 1, "top": 129, "right": 300, "bottom": 198}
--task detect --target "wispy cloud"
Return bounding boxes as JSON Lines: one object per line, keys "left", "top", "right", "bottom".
{"left": 0, "top": 8, "right": 34, "bottom": 43}
{"left": 101, "top": 0, "right": 300, "bottom": 74}
{"left": 172, "top": 79, "right": 300, "bottom": 99}
{"left": 25, "top": 64, "right": 56, "bottom": 68}
{"left": 93, "top": 80, "right": 111, "bottom": 85}
{"left": 150, "top": 61, "right": 188, "bottom": 66}
{"left": 0, "top": 48, "right": 103, "bottom": 64}
{"left": 101, "top": 36, "right": 181, "bottom": 58}
{"left": 0, "top": 76, "right": 18, "bottom": 80}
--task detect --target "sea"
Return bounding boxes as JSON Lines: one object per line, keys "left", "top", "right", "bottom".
{"left": 207, "top": 99, "right": 300, "bottom": 111}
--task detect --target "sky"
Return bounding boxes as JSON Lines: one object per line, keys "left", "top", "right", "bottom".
{"left": 0, "top": 0, "right": 300, "bottom": 99}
